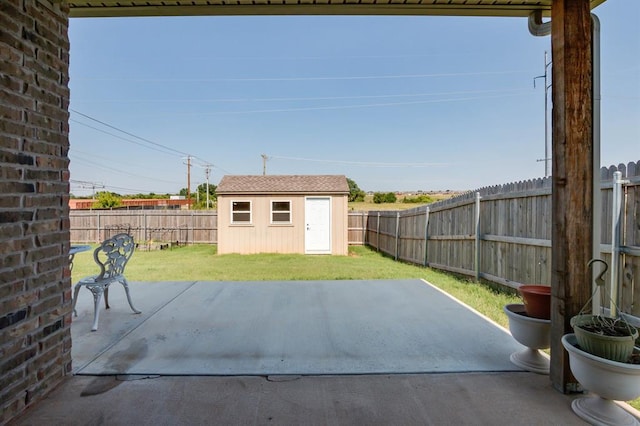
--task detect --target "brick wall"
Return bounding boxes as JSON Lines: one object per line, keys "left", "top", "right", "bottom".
{"left": 0, "top": 0, "right": 71, "bottom": 423}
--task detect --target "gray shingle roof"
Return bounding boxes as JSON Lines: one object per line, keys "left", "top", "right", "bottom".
{"left": 217, "top": 175, "right": 349, "bottom": 194}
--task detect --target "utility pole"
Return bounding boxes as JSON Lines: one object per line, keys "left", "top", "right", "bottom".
{"left": 261, "top": 154, "right": 268, "bottom": 175}
{"left": 534, "top": 51, "right": 552, "bottom": 178}
{"left": 204, "top": 164, "right": 211, "bottom": 209}
{"left": 184, "top": 156, "right": 192, "bottom": 209}
{"left": 70, "top": 179, "right": 104, "bottom": 211}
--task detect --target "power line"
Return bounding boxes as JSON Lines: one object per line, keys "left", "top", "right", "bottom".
{"left": 70, "top": 110, "right": 221, "bottom": 173}
{"left": 70, "top": 153, "right": 183, "bottom": 185}
{"left": 70, "top": 119, "right": 181, "bottom": 157}
{"left": 81, "top": 52, "right": 487, "bottom": 63}
{"left": 161, "top": 92, "right": 531, "bottom": 117}
{"left": 71, "top": 148, "right": 179, "bottom": 176}
{"left": 70, "top": 180, "right": 170, "bottom": 195}
{"left": 70, "top": 109, "right": 190, "bottom": 157}
{"left": 268, "top": 155, "right": 454, "bottom": 168}
{"left": 71, "top": 88, "right": 532, "bottom": 104}
{"left": 72, "top": 69, "right": 532, "bottom": 83}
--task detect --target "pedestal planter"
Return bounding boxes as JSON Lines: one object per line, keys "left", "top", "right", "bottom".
{"left": 504, "top": 304, "right": 551, "bottom": 374}
{"left": 518, "top": 285, "right": 551, "bottom": 320}
{"left": 562, "top": 334, "right": 640, "bottom": 426}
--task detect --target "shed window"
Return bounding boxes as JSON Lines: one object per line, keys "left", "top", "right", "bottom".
{"left": 232, "top": 201, "right": 251, "bottom": 223}
{"left": 271, "top": 201, "right": 291, "bottom": 223}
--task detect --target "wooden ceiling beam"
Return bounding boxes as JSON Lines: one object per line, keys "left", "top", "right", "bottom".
{"left": 67, "top": 1, "right": 606, "bottom": 19}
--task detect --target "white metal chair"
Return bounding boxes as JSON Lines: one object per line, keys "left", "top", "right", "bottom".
{"left": 72, "top": 233, "right": 141, "bottom": 331}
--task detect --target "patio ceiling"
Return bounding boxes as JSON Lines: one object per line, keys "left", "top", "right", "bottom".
{"left": 67, "top": 0, "right": 605, "bottom": 18}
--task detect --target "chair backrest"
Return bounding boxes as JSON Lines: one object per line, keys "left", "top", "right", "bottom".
{"left": 93, "top": 233, "right": 135, "bottom": 280}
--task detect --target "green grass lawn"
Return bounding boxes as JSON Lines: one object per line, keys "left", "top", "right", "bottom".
{"left": 71, "top": 244, "right": 518, "bottom": 329}
{"left": 70, "top": 243, "right": 640, "bottom": 409}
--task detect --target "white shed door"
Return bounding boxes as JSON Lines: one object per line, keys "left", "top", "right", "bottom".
{"left": 305, "top": 197, "right": 331, "bottom": 254}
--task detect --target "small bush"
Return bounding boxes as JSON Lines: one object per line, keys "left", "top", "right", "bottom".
{"left": 373, "top": 192, "right": 397, "bottom": 203}
{"left": 402, "top": 194, "right": 434, "bottom": 204}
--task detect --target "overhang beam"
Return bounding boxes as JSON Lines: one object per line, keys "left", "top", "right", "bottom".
{"left": 67, "top": 1, "right": 605, "bottom": 19}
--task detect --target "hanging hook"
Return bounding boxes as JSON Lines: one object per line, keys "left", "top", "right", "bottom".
{"left": 588, "top": 258, "right": 608, "bottom": 287}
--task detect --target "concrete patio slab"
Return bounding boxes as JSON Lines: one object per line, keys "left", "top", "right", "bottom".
{"left": 72, "top": 279, "right": 524, "bottom": 376}
{"left": 16, "top": 278, "right": 640, "bottom": 425}
{"left": 11, "top": 373, "right": 591, "bottom": 425}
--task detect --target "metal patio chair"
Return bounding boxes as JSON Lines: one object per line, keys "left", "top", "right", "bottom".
{"left": 72, "top": 233, "right": 141, "bottom": 331}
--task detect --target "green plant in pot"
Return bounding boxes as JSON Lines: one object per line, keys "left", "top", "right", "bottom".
{"left": 570, "top": 259, "right": 638, "bottom": 363}
{"left": 570, "top": 314, "right": 638, "bottom": 363}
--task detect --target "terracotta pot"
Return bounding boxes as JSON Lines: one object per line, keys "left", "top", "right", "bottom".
{"left": 518, "top": 285, "right": 551, "bottom": 320}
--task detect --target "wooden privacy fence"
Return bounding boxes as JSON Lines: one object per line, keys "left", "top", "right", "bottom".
{"left": 70, "top": 210, "right": 364, "bottom": 246}
{"left": 70, "top": 210, "right": 218, "bottom": 247}
{"left": 365, "top": 161, "right": 640, "bottom": 318}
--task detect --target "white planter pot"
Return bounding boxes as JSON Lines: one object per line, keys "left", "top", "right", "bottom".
{"left": 504, "top": 304, "right": 550, "bottom": 374}
{"left": 562, "top": 334, "right": 640, "bottom": 425}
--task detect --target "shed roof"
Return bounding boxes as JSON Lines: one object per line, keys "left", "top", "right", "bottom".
{"left": 217, "top": 175, "right": 349, "bottom": 195}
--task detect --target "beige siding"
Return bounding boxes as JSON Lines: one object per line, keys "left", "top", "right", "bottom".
{"left": 218, "top": 194, "right": 347, "bottom": 255}
{"left": 331, "top": 195, "right": 348, "bottom": 255}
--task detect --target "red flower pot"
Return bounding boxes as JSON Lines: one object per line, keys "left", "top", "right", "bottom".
{"left": 518, "top": 285, "right": 551, "bottom": 320}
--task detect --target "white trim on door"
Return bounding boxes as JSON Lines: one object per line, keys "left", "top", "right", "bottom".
{"left": 304, "top": 196, "right": 331, "bottom": 254}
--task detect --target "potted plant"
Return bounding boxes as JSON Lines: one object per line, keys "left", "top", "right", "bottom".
{"left": 563, "top": 259, "right": 640, "bottom": 425}
{"left": 562, "top": 334, "right": 640, "bottom": 425}
{"left": 570, "top": 313, "right": 638, "bottom": 362}
{"left": 569, "top": 259, "right": 638, "bottom": 363}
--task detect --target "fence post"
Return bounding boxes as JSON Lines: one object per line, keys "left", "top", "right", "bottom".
{"left": 376, "top": 212, "right": 380, "bottom": 252}
{"left": 362, "top": 211, "right": 366, "bottom": 245}
{"left": 143, "top": 212, "right": 148, "bottom": 243}
{"left": 423, "top": 207, "right": 430, "bottom": 266}
{"left": 395, "top": 211, "right": 400, "bottom": 261}
{"left": 475, "top": 192, "right": 481, "bottom": 282}
{"left": 610, "top": 171, "right": 628, "bottom": 316}
{"left": 96, "top": 212, "right": 101, "bottom": 243}
{"left": 190, "top": 211, "right": 194, "bottom": 245}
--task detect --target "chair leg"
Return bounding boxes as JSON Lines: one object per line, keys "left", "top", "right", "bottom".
{"left": 120, "top": 278, "right": 141, "bottom": 314}
{"left": 72, "top": 282, "right": 82, "bottom": 317}
{"left": 104, "top": 286, "right": 110, "bottom": 310}
{"left": 88, "top": 286, "right": 105, "bottom": 332}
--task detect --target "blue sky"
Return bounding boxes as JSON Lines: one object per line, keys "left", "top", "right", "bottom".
{"left": 68, "top": 1, "right": 639, "bottom": 196}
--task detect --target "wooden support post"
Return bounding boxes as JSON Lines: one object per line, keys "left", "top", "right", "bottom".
{"left": 550, "top": 0, "right": 594, "bottom": 393}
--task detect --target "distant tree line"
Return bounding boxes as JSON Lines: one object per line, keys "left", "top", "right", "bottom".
{"left": 77, "top": 178, "right": 432, "bottom": 209}
{"left": 74, "top": 184, "right": 218, "bottom": 210}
